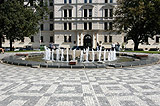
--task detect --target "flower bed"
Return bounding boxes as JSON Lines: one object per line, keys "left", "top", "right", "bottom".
{"left": 16, "top": 54, "right": 28, "bottom": 57}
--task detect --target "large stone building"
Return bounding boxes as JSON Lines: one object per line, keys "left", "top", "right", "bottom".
{"left": 2, "top": 0, "right": 160, "bottom": 50}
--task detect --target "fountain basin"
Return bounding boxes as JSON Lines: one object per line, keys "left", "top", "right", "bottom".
{"left": 2, "top": 53, "right": 159, "bottom": 69}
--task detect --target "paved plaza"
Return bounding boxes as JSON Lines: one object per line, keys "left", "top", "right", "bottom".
{"left": 0, "top": 53, "right": 160, "bottom": 106}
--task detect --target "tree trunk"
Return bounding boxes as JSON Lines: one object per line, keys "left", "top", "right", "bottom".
{"left": 0, "top": 35, "right": 2, "bottom": 48}
{"left": 134, "top": 41, "right": 139, "bottom": 51}
{"left": 10, "top": 39, "right": 13, "bottom": 51}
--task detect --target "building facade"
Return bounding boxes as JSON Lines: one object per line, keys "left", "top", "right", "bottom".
{"left": 2, "top": 0, "right": 160, "bottom": 50}
{"left": 53, "top": 0, "right": 123, "bottom": 49}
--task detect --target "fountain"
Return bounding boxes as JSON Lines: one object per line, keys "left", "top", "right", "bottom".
{"left": 92, "top": 49, "right": 95, "bottom": 62}
{"left": 85, "top": 47, "right": 89, "bottom": 62}
{"left": 44, "top": 46, "right": 51, "bottom": 60}
{"left": 66, "top": 48, "right": 69, "bottom": 62}
{"left": 56, "top": 48, "right": 59, "bottom": 61}
{"left": 104, "top": 49, "right": 106, "bottom": 61}
{"left": 44, "top": 46, "right": 117, "bottom": 63}
{"left": 98, "top": 47, "right": 102, "bottom": 62}
{"left": 51, "top": 49, "right": 54, "bottom": 61}
{"left": 61, "top": 49, "right": 64, "bottom": 61}
{"left": 73, "top": 49, "right": 76, "bottom": 61}
{"left": 80, "top": 50, "right": 83, "bottom": 62}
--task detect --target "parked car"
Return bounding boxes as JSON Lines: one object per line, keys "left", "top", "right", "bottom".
{"left": 25, "top": 46, "right": 33, "bottom": 50}
{"left": 3, "top": 47, "right": 10, "bottom": 51}
{"left": 14, "top": 48, "right": 20, "bottom": 51}
{"left": 14, "top": 47, "right": 23, "bottom": 51}
{"left": 72, "top": 46, "right": 85, "bottom": 50}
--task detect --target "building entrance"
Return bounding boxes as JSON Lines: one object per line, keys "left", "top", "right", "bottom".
{"left": 83, "top": 34, "right": 92, "bottom": 48}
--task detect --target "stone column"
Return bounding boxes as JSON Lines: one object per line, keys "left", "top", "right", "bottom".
{"left": 92, "top": 34, "right": 95, "bottom": 48}
{"left": 77, "top": 33, "right": 79, "bottom": 46}
{"left": 96, "top": 33, "right": 98, "bottom": 47}
{"left": 81, "top": 33, "right": 83, "bottom": 46}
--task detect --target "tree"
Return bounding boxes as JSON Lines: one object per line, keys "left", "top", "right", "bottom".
{"left": 114, "top": 0, "right": 160, "bottom": 50}
{"left": 0, "top": 0, "right": 48, "bottom": 50}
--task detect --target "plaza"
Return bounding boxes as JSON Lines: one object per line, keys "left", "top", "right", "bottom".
{"left": 0, "top": 53, "right": 160, "bottom": 106}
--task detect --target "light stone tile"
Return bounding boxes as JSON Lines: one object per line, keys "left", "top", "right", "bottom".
{"left": 63, "top": 87, "right": 75, "bottom": 91}
{"left": 57, "top": 101, "right": 73, "bottom": 106}
{"left": 146, "top": 95, "right": 160, "bottom": 105}
{"left": 84, "top": 96, "right": 96, "bottom": 106}
{"left": 0, "top": 95, "right": 9, "bottom": 101}
{"left": 0, "top": 83, "right": 12, "bottom": 90}
{"left": 13, "top": 93, "right": 43, "bottom": 96}
{"left": 82, "top": 85, "right": 92, "bottom": 94}
{"left": 29, "top": 86, "right": 43, "bottom": 91}
{"left": 10, "top": 84, "right": 28, "bottom": 92}
{"left": 7, "top": 100, "right": 27, "bottom": 106}
{"left": 46, "top": 85, "right": 58, "bottom": 93}
{"left": 35, "top": 97, "right": 50, "bottom": 106}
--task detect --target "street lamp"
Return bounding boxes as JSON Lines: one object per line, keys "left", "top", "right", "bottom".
{"left": 39, "top": 28, "right": 41, "bottom": 51}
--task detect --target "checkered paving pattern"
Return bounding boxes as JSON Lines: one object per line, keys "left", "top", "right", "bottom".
{"left": 0, "top": 53, "right": 160, "bottom": 106}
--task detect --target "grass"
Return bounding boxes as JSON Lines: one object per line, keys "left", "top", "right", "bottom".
{"left": 26, "top": 55, "right": 44, "bottom": 62}
{"left": 121, "top": 51, "right": 160, "bottom": 54}
{"left": 5, "top": 50, "right": 44, "bottom": 53}
{"left": 117, "top": 57, "right": 134, "bottom": 62}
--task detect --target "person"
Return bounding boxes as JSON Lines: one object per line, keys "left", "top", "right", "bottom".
{"left": 116, "top": 42, "right": 120, "bottom": 51}
{"left": 111, "top": 43, "right": 115, "bottom": 50}
{"left": 0, "top": 48, "right": 4, "bottom": 54}
{"left": 12, "top": 46, "right": 15, "bottom": 51}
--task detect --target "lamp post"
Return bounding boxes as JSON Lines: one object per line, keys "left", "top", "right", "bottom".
{"left": 39, "top": 28, "right": 41, "bottom": 51}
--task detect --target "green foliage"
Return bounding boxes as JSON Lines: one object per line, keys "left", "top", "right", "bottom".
{"left": 115, "top": 0, "right": 160, "bottom": 50}
{"left": 0, "top": 0, "right": 48, "bottom": 50}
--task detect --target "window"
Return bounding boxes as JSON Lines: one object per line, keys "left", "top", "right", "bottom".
{"left": 31, "top": 36, "right": 34, "bottom": 42}
{"left": 41, "top": 24, "right": 43, "bottom": 31}
{"left": 84, "top": 22, "right": 87, "bottom": 30}
{"left": 41, "top": 36, "right": 44, "bottom": 42}
{"left": 50, "top": 0, "right": 53, "bottom": 6}
{"left": 50, "top": 24, "right": 53, "bottom": 31}
{"left": 89, "top": 0, "right": 92, "bottom": 3}
{"left": 64, "top": 23, "right": 67, "bottom": 30}
{"left": 124, "top": 25, "right": 127, "bottom": 30}
{"left": 104, "top": 22, "right": 108, "bottom": 30}
{"left": 69, "top": 36, "right": 72, "bottom": 42}
{"left": 21, "top": 38, "right": 24, "bottom": 42}
{"left": 64, "top": 0, "right": 67, "bottom": 3}
{"left": 105, "top": 0, "right": 108, "bottom": 3}
{"left": 50, "top": 12, "right": 53, "bottom": 19}
{"left": 89, "top": 22, "right": 92, "bottom": 30}
{"left": 89, "top": 9, "right": 92, "bottom": 18}
{"left": 105, "top": 36, "right": 107, "bottom": 42}
{"left": 40, "top": 0, "right": 43, "bottom": 7}
{"left": 64, "top": 9, "right": 67, "bottom": 18}
{"left": 64, "top": 36, "right": 67, "bottom": 42}
{"left": 110, "top": 0, "right": 113, "bottom": 3}
{"left": 124, "top": 36, "right": 127, "bottom": 42}
{"left": 69, "top": 23, "right": 72, "bottom": 30}
{"left": 2, "top": 37, "right": 5, "bottom": 42}
{"left": 145, "top": 38, "right": 148, "bottom": 44}
{"left": 156, "top": 36, "right": 159, "bottom": 43}
{"left": 30, "top": 0, "right": 33, "bottom": 6}
{"left": 69, "top": 0, "right": 72, "bottom": 3}
{"left": 109, "top": 36, "right": 112, "bottom": 43}
{"left": 84, "top": 9, "right": 87, "bottom": 17}
{"left": 109, "top": 22, "right": 113, "bottom": 30}
{"left": 105, "top": 9, "right": 108, "bottom": 18}
{"left": 69, "top": 9, "right": 72, "bottom": 18}
{"left": 109, "top": 9, "right": 113, "bottom": 18}
{"left": 41, "top": 14, "right": 43, "bottom": 19}
{"left": 84, "top": 0, "right": 87, "bottom": 3}
{"left": 50, "top": 36, "right": 53, "bottom": 42}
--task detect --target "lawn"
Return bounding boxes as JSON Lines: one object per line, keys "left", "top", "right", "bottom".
{"left": 122, "top": 51, "right": 160, "bottom": 54}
